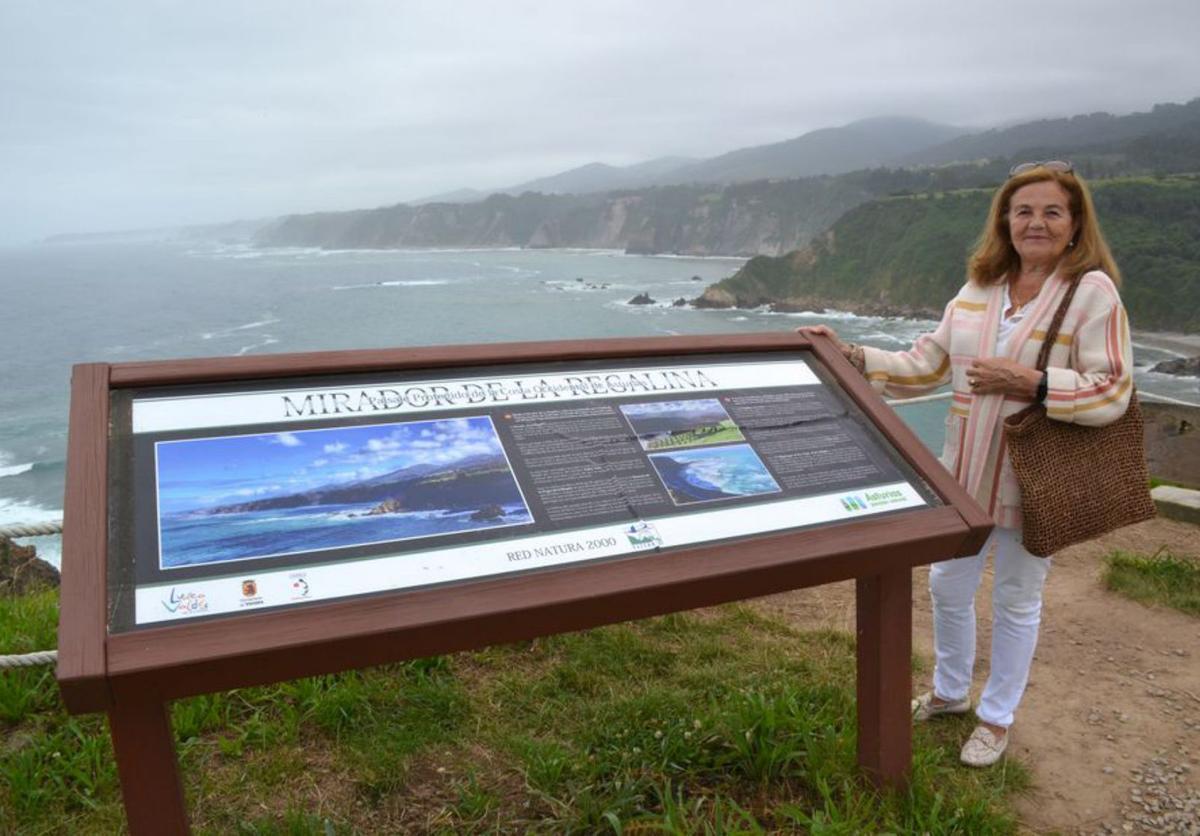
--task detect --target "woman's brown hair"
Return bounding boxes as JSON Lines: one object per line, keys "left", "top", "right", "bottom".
{"left": 968, "top": 167, "right": 1121, "bottom": 286}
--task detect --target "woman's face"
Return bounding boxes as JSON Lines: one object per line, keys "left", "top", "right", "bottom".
{"left": 1006, "top": 180, "right": 1078, "bottom": 268}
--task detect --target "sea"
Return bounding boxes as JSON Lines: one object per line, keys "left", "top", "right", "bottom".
{"left": 2, "top": 241, "right": 1196, "bottom": 569}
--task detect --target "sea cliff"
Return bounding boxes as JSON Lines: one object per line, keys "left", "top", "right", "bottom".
{"left": 694, "top": 177, "right": 1200, "bottom": 334}
{"left": 256, "top": 179, "right": 878, "bottom": 257}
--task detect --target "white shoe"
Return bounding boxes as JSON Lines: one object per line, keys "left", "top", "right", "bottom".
{"left": 911, "top": 691, "right": 971, "bottom": 721}
{"left": 960, "top": 724, "right": 1009, "bottom": 767}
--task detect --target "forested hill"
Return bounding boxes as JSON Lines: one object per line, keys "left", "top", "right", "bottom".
{"left": 696, "top": 176, "right": 1200, "bottom": 333}
{"left": 256, "top": 112, "right": 1200, "bottom": 257}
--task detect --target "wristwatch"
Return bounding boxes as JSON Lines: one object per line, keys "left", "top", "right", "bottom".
{"left": 1035, "top": 371, "right": 1048, "bottom": 403}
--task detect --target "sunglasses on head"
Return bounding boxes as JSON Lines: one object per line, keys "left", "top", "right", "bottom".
{"left": 1009, "top": 160, "right": 1074, "bottom": 177}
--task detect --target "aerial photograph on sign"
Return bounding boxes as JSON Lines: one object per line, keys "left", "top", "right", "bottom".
{"left": 154, "top": 416, "right": 533, "bottom": 568}
{"left": 647, "top": 443, "right": 781, "bottom": 505}
{"left": 619, "top": 398, "right": 745, "bottom": 451}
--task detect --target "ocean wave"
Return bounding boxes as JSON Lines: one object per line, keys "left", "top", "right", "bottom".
{"left": 610, "top": 252, "right": 748, "bottom": 262}
{"left": 0, "top": 498, "right": 62, "bottom": 527}
{"left": 541, "top": 280, "right": 628, "bottom": 293}
{"left": 757, "top": 307, "right": 937, "bottom": 325}
{"left": 1131, "top": 340, "right": 1187, "bottom": 359}
{"left": 201, "top": 316, "right": 281, "bottom": 341}
{"left": 860, "top": 331, "right": 911, "bottom": 345}
{"left": 232, "top": 317, "right": 280, "bottom": 331}
{"left": 332, "top": 279, "right": 451, "bottom": 290}
{"left": 761, "top": 308, "right": 878, "bottom": 321}
{"left": 234, "top": 337, "right": 280, "bottom": 356}
{"left": 0, "top": 462, "right": 34, "bottom": 479}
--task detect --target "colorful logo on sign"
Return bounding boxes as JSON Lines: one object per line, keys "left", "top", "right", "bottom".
{"left": 239, "top": 578, "right": 265, "bottom": 608}
{"left": 162, "top": 588, "right": 208, "bottom": 615}
{"left": 626, "top": 521, "right": 663, "bottom": 550}
{"left": 290, "top": 574, "right": 310, "bottom": 599}
{"left": 840, "top": 495, "right": 868, "bottom": 512}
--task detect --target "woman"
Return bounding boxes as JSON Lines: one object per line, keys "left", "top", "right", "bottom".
{"left": 801, "top": 161, "right": 1132, "bottom": 767}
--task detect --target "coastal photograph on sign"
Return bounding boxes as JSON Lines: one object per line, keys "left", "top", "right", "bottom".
{"left": 619, "top": 398, "right": 745, "bottom": 451}
{"left": 154, "top": 415, "right": 532, "bottom": 568}
{"left": 647, "top": 443, "right": 781, "bottom": 505}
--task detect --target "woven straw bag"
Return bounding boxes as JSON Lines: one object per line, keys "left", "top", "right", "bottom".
{"left": 1003, "top": 276, "right": 1156, "bottom": 557}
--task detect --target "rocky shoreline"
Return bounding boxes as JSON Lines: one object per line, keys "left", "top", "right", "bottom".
{"left": 1148, "top": 356, "right": 1200, "bottom": 378}
{"left": 690, "top": 285, "right": 942, "bottom": 321}
{"left": 1, "top": 536, "right": 59, "bottom": 596}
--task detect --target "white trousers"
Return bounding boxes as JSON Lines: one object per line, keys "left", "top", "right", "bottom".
{"left": 929, "top": 527, "right": 1050, "bottom": 728}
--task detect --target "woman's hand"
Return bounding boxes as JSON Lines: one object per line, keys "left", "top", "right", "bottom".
{"left": 798, "top": 325, "right": 865, "bottom": 372}
{"left": 966, "top": 358, "right": 1042, "bottom": 397}
{"left": 797, "top": 325, "right": 849, "bottom": 354}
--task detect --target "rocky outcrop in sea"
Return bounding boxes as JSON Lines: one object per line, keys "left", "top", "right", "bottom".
{"left": 1149, "top": 356, "right": 1200, "bottom": 378}
{"left": 690, "top": 286, "right": 940, "bottom": 320}
{"left": 1, "top": 536, "right": 59, "bottom": 596}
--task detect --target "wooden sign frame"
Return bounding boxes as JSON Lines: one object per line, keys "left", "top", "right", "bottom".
{"left": 57, "top": 333, "right": 992, "bottom": 835}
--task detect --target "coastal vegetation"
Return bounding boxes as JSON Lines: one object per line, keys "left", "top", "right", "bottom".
{"left": 700, "top": 176, "right": 1200, "bottom": 333}
{"left": 642, "top": 419, "right": 744, "bottom": 451}
{"left": 1, "top": 582, "right": 1027, "bottom": 833}
{"left": 1103, "top": 548, "right": 1200, "bottom": 616}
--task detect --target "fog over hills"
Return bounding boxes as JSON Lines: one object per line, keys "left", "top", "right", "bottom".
{"left": 410, "top": 100, "right": 1199, "bottom": 206}
{"left": 902, "top": 98, "right": 1200, "bottom": 166}
{"left": 653, "top": 116, "right": 964, "bottom": 186}
{"left": 257, "top": 96, "right": 1200, "bottom": 259}
{"left": 415, "top": 100, "right": 1200, "bottom": 206}
{"left": 55, "top": 97, "right": 1200, "bottom": 254}
{"left": 416, "top": 117, "right": 965, "bottom": 202}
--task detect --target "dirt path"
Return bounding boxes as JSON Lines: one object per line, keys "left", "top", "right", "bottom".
{"left": 757, "top": 517, "right": 1200, "bottom": 834}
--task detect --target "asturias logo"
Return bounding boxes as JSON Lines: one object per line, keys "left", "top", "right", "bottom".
{"left": 864, "top": 488, "right": 906, "bottom": 506}
{"left": 162, "top": 588, "right": 208, "bottom": 615}
{"left": 239, "top": 578, "right": 265, "bottom": 608}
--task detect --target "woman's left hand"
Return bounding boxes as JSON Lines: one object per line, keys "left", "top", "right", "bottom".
{"left": 966, "top": 358, "right": 1041, "bottom": 397}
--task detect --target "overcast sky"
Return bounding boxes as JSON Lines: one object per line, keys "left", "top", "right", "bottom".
{"left": 2, "top": 1, "right": 1198, "bottom": 244}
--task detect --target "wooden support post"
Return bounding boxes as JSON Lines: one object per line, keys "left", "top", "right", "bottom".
{"left": 855, "top": 566, "right": 912, "bottom": 790}
{"left": 108, "top": 699, "right": 189, "bottom": 835}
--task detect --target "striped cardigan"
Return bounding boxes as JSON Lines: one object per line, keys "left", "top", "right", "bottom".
{"left": 861, "top": 270, "right": 1133, "bottom": 529}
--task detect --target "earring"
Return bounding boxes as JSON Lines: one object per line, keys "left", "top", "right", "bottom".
{"left": 1068, "top": 240, "right": 1076, "bottom": 248}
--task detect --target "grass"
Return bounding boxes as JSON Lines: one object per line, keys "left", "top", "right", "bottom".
{"left": 643, "top": 421, "right": 746, "bottom": 451}
{"left": 2, "top": 588, "right": 1028, "bottom": 833}
{"left": 1148, "top": 476, "right": 1196, "bottom": 490}
{"left": 1103, "top": 547, "right": 1200, "bottom": 616}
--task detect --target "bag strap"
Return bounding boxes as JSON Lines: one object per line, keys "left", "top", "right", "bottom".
{"left": 1035, "top": 273, "right": 1083, "bottom": 372}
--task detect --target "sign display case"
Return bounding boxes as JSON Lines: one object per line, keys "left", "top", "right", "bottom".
{"left": 58, "top": 333, "right": 992, "bottom": 834}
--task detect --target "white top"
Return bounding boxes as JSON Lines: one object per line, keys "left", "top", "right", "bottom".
{"left": 997, "top": 282, "right": 1032, "bottom": 357}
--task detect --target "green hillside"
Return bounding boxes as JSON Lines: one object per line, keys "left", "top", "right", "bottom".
{"left": 702, "top": 176, "right": 1200, "bottom": 333}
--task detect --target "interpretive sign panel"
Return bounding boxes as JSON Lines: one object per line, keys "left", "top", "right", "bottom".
{"left": 108, "top": 354, "right": 938, "bottom": 631}
{"left": 58, "top": 333, "right": 992, "bottom": 833}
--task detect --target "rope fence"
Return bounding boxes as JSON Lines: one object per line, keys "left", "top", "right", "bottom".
{"left": 0, "top": 651, "right": 57, "bottom": 668}
{"left": 1, "top": 387, "right": 1195, "bottom": 670}
{"left": 0, "top": 520, "right": 64, "bottom": 539}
